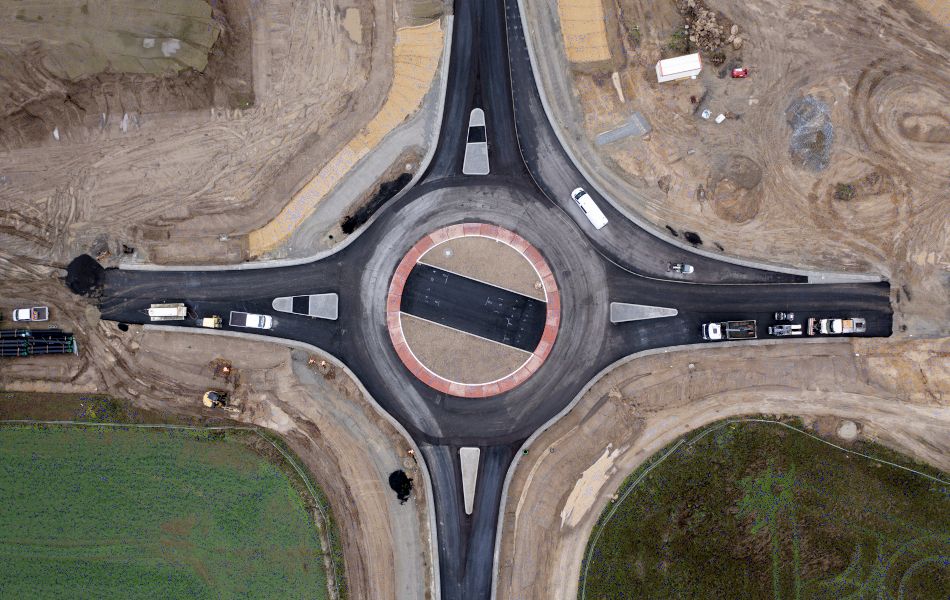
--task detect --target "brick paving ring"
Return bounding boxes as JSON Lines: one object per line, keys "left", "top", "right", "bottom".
{"left": 386, "top": 223, "right": 560, "bottom": 398}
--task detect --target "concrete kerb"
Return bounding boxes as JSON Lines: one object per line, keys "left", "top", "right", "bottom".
{"left": 512, "top": 0, "right": 881, "bottom": 285}
{"left": 489, "top": 336, "right": 859, "bottom": 600}
{"left": 142, "top": 324, "right": 441, "bottom": 600}
{"left": 119, "top": 16, "right": 455, "bottom": 274}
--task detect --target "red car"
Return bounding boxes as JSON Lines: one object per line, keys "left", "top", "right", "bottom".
{"left": 731, "top": 67, "right": 749, "bottom": 78}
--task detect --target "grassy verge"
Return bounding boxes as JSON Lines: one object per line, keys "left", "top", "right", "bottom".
{"left": 0, "top": 392, "right": 347, "bottom": 598}
{"left": 579, "top": 418, "right": 950, "bottom": 599}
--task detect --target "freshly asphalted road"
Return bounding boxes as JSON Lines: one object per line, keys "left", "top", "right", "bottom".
{"left": 86, "top": 0, "right": 893, "bottom": 598}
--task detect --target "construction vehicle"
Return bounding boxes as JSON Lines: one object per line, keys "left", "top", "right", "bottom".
{"left": 13, "top": 306, "right": 49, "bottom": 322}
{"left": 147, "top": 303, "right": 187, "bottom": 321}
{"left": 808, "top": 317, "right": 867, "bottom": 336}
{"left": 702, "top": 320, "right": 757, "bottom": 341}
{"left": 202, "top": 390, "right": 239, "bottom": 414}
{"left": 200, "top": 315, "right": 222, "bottom": 329}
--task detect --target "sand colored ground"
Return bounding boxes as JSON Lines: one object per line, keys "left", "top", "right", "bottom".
{"left": 0, "top": 0, "right": 445, "bottom": 266}
{"left": 400, "top": 313, "right": 531, "bottom": 385}
{"left": 1, "top": 0, "right": 219, "bottom": 80}
{"left": 495, "top": 337, "right": 950, "bottom": 599}
{"left": 0, "top": 284, "right": 433, "bottom": 599}
{"left": 248, "top": 20, "right": 445, "bottom": 256}
{"left": 557, "top": 0, "right": 612, "bottom": 64}
{"left": 528, "top": 0, "right": 949, "bottom": 336}
{"left": 419, "top": 235, "right": 546, "bottom": 300}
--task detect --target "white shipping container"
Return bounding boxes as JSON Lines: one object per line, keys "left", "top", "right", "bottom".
{"left": 656, "top": 53, "right": 702, "bottom": 83}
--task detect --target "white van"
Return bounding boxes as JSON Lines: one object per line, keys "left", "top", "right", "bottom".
{"left": 571, "top": 188, "right": 608, "bottom": 230}
{"left": 229, "top": 311, "right": 273, "bottom": 329}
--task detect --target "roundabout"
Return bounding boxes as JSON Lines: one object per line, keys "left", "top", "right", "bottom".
{"left": 386, "top": 223, "right": 560, "bottom": 397}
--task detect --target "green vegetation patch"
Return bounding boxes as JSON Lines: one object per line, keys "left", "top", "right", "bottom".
{"left": 580, "top": 420, "right": 950, "bottom": 599}
{"left": 4, "top": 0, "right": 220, "bottom": 79}
{"left": 0, "top": 425, "right": 329, "bottom": 599}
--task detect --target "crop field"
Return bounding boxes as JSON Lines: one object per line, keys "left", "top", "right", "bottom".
{"left": 579, "top": 420, "right": 950, "bottom": 599}
{"left": 0, "top": 425, "right": 330, "bottom": 599}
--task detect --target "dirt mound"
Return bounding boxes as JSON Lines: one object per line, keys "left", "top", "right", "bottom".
{"left": 708, "top": 155, "right": 763, "bottom": 223}
{"left": 0, "top": 0, "right": 253, "bottom": 150}
{"left": 786, "top": 96, "right": 834, "bottom": 172}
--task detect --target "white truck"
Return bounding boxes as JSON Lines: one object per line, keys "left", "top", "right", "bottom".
{"left": 808, "top": 317, "right": 866, "bottom": 336}
{"left": 702, "top": 320, "right": 757, "bottom": 341}
{"left": 229, "top": 311, "right": 273, "bottom": 330}
{"left": 147, "top": 303, "right": 187, "bottom": 321}
{"left": 13, "top": 306, "right": 49, "bottom": 322}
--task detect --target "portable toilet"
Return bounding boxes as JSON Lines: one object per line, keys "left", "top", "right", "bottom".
{"left": 656, "top": 53, "right": 702, "bottom": 83}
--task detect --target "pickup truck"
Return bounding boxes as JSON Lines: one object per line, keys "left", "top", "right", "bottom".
{"left": 808, "top": 317, "right": 866, "bottom": 336}
{"left": 13, "top": 306, "right": 49, "bottom": 322}
{"left": 229, "top": 311, "right": 273, "bottom": 330}
{"left": 702, "top": 320, "right": 757, "bottom": 341}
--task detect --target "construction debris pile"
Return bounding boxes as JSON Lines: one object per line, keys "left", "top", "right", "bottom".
{"left": 676, "top": 0, "right": 741, "bottom": 51}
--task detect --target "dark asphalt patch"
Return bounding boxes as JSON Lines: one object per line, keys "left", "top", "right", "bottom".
{"left": 400, "top": 265, "right": 546, "bottom": 352}
{"left": 65, "top": 254, "right": 105, "bottom": 296}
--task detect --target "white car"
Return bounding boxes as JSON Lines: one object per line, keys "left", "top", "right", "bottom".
{"left": 462, "top": 108, "right": 489, "bottom": 175}
{"left": 229, "top": 311, "right": 273, "bottom": 329}
{"left": 571, "top": 188, "right": 608, "bottom": 230}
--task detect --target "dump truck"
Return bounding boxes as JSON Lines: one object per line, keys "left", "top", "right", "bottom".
{"left": 147, "top": 303, "right": 187, "bottom": 321}
{"left": 702, "top": 320, "right": 757, "bottom": 341}
{"left": 200, "top": 315, "right": 222, "bottom": 329}
{"left": 808, "top": 317, "right": 866, "bottom": 336}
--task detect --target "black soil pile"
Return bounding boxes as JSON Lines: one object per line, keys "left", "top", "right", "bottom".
{"left": 64, "top": 254, "right": 104, "bottom": 296}
{"left": 341, "top": 172, "right": 413, "bottom": 234}
{"left": 388, "top": 469, "right": 414, "bottom": 504}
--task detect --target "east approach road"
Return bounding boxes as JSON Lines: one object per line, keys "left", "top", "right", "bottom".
{"left": 79, "top": 0, "right": 893, "bottom": 598}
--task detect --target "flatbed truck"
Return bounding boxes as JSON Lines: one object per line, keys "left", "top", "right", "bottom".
{"left": 702, "top": 320, "right": 757, "bottom": 341}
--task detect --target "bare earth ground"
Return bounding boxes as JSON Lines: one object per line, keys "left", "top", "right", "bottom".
{"left": 0, "top": 319, "right": 432, "bottom": 600}
{"left": 528, "top": 0, "right": 949, "bottom": 335}
{"left": 400, "top": 313, "right": 530, "bottom": 384}
{"left": 495, "top": 337, "right": 950, "bottom": 599}
{"left": 0, "top": 0, "right": 401, "bottom": 265}
{"left": 419, "top": 236, "right": 546, "bottom": 300}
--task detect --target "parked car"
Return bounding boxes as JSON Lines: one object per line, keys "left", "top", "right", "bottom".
{"left": 769, "top": 324, "right": 803, "bottom": 336}
{"left": 571, "top": 187, "right": 608, "bottom": 230}
{"left": 774, "top": 311, "right": 795, "bottom": 322}
{"left": 669, "top": 262, "right": 694, "bottom": 274}
{"left": 731, "top": 67, "right": 749, "bottom": 78}
{"left": 13, "top": 306, "right": 49, "bottom": 322}
{"left": 229, "top": 311, "right": 273, "bottom": 330}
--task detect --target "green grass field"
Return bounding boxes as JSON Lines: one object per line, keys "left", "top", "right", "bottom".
{"left": 0, "top": 425, "right": 329, "bottom": 599}
{"left": 579, "top": 420, "right": 950, "bottom": 599}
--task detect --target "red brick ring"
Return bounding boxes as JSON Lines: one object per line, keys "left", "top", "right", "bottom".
{"left": 386, "top": 223, "right": 560, "bottom": 398}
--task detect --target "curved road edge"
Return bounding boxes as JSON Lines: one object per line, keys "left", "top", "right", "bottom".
{"left": 142, "top": 324, "right": 442, "bottom": 600}
{"left": 511, "top": 0, "right": 881, "bottom": 285}
{"left": 118, "top": 16, "right": 455, "bottom": 274}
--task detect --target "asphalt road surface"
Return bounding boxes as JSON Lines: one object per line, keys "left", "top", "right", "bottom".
{"left": 83, "top": 0, "right": 894, "bottom": 598}
{"left": 401, "top": 264, "right": 546, "bottom": 351}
